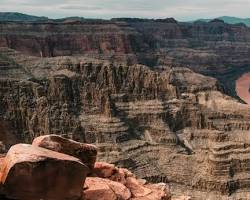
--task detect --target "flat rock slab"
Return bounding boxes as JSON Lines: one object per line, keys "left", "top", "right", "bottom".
{"left": 32, "top": 134, "right": 97, "bottom": 170}
{"left": 0, "top": 144, "right": 88, "bottom": 200}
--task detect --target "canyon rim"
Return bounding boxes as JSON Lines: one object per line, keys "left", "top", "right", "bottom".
{"left": 1, "top": 4, "right": 250, "bottom": 200}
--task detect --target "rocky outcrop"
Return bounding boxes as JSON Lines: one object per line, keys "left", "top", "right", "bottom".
{"left": 0, "top": 136, "right": 171, "bottom": 200}
{"left": 0, "top": 144, "right": 88, "bottom": 200}
{"left": 32, "top": 134, "right": 97, "bottom": 170}
{"left": 86, "top": 161, "right": 171, "bottom": 200}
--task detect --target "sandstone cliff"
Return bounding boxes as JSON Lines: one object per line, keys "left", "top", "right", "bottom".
{"left": 1, "top": 20, "right": 250, "bottom": 97}
{"left": 1, "top": 19, "right": 250, "bottom": 199}
{"left": 1, "top": 46, "right": 250, "bottom": 199}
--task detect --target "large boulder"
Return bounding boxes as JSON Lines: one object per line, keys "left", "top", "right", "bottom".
{"left": 32, "top": 134, "right": 97, "bottom": 170}
{"left": 0, "top": 144, "right": 88, "bottom": 200}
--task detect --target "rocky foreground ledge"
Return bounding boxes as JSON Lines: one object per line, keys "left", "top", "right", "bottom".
{"left": 0, "top": 134, "right": 189, "bottom": 200}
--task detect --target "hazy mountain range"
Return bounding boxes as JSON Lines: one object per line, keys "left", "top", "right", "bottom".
{"left": 0, "top": 12, "right": 250, "bottom": 27}
{"left": 196, "top": 16, "right": 250, "bottom": 26}
{"left": 0, "top": 12, "right": 48, "bottom": 22}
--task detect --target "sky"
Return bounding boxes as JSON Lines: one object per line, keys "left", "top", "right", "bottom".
{"left": 1, "top": 0, "right": 250, "bottom": 21}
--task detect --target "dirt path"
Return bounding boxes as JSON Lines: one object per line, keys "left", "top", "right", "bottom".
{"left": 235, "top": 72, "right": 250, "bottom": 104}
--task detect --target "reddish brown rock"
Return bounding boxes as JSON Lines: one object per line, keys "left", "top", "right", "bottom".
{"left": 172, "top": 196, "right": 192, "bottom": 200}
{"left": 85, "top": 171, "right": 170, "bottom": 200}
{"left": 92, "top": 162, "right": 133, "bottom": 184}
{"left": 125, "top": 177, "right": 152, "bottom": 197}
{"left": 32, "top": 134, "right": 97, "bottom": 170}
{"left": 83, "top": 177, "right": 117, "bottom": 200}
{"left": 92, "top": 162, "right": 118, "bottom": 178}
{"left": 88, "top": 162, "right": 171, "bottom": 200}
{"left": 0, "top": 144, "right": 88, "bottom": 200}
{"left": 139, "top": 183, "right": 171, "bottom": 200}
{"left": 112, "top": 168, "right": 129, "bottom": 184}
{"left": 83, "top": 177, "right": 131, "bottom": 200}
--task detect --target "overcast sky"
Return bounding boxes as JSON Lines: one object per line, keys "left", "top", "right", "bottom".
{"left": 1, "top": 0, "right": 250, "bottom": 21}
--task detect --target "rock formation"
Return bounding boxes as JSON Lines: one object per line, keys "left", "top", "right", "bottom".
{"left": 32, "top": 134, "right": 97, "bottom": 170}
{"left": 0, "top": 47, "right": 250, "bottom": 199}
{"left": 1, "top": 19, "right": 250, "bottom": 199}
{"left": 0, "top": 144, "right": 88, "bottom": 200}
{"left": 0, "top": 135, "right": 172, "bottom": 200}
{"left": 1, "top": 19, "right": 250, "bottom": 97}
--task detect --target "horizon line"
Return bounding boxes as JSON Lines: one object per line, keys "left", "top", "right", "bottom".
{"left": 1, "top": 11, "right": 250, "bottom": 22}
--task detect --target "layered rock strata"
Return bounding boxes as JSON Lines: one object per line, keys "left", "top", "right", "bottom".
{"left": 1, "top": 47, "right": 250, "bottom": 199}
{"left": 1, "top": 20, "right": 250, "bottom": 97}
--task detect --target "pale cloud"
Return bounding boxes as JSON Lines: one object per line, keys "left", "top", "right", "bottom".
{"left": 0, "top": 0, "right": 250, "bottom": 20}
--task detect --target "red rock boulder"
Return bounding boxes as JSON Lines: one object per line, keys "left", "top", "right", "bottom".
{"left": 92, "top": 162, "right": 118, "bottom": 178}
{"left": 131, "top": 183, "right": 171, "bottom": 200}
{"left": 83, "top": 177, "right": 131, "bottom": 200}
{"left": 0, "top": 144, "right": 88, "bottom": 200}
{"left": 92, "top": 162, "right": 133, "bottom": 184}
{"left": 91, "top": 162, "right": 171, "bottom": 200}
{"left": 32, "top": 134, "right": 97, "bottom": 170}
{"left": 172, "top": 196, "right": 192, "bottom": 200}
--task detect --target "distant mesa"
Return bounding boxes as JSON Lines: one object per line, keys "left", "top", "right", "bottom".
{"left": 194, "top": 16, "right": 250, "bottom": 27}
{"left": 209, "top": 18, "right": 225, "bottom": 23}
{"left": 111, "top": 17, "right": 178, "bottom": 23}
{"left": 155, "top": 18, "right": 178, "bottom": 23}
{"left": 111, "top": 18, "right": 151, "bottom": 22}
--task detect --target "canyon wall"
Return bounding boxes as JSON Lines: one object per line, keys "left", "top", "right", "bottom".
{"left": 1, "top": 20, "right": 250, "bottom": 96}
{"left": 1, "top": 47, "right": 250, "bottom": 199}
{"left": 1, "top": 20, "right": 250, "bottom": 199}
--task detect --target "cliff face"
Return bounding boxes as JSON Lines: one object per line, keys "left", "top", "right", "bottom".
{"left": 0, "top": 22, "right": 140, "bottom": 57}
{"left": 1, "top": 20, "right": 250, "bottom": 199}
{"left": 0, "top": 48, "right": 217, "bottom": 143}
{"left": 1, "top": 20, "right": 250, "bottom": 96}
{"left": 1, "top": 47, "right": 250, "bottom": 199}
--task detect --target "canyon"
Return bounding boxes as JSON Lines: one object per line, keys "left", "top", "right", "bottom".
{"left": 1, "top": 17, "right": 250, "bottom": 199}
{"left": 1, "top": 18, "right": 250, "bottom": 97}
